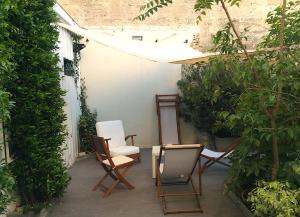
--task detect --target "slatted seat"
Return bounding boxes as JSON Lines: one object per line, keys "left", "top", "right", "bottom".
{"left": 103, "top": 155, "right": 134, "bottom": 167}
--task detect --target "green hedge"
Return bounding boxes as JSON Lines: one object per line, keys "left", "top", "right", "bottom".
{"left": 4, "top": 0, "right": 70, "bottom": 205}
{"left": 0, "top": 0, "right": 15, "bottom": 213}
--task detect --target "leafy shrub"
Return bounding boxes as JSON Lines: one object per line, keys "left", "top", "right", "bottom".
{"left": 0, "top": 0, "right": 15, "bottom": 214}
{"left": 283, "top": 160, "right": 300, "bottom": 187}
{"left": 4, "top": 0, "right": 70, "bottom": 205}
{"left": 224, "top": 1, "right": 300, "bottom": 192}
{"left": 248, "top": 181, "right": 300, "bottom": 217}
{"left": 178, "top": 59, "right": 242, "bottom": 137}
{"left": 0, "top": 163, "right": 15, "bottom": 214}
{"left": 79, "top": 79, "right": 97, "bottom": 152}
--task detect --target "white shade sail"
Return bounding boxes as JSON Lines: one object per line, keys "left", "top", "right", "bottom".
{"left": 58, "top": 23, "right": 219, "bottom": 64}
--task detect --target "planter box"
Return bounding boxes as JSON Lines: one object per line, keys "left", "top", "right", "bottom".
{"left": 228, "top": 191, "right": 254, "bottom": 217}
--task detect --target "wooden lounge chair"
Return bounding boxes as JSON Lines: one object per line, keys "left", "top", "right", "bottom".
{"left": 156, "top": 94, "right": 181, "bottom": 145}
{"left": 156, "top": 144, "right": 204, "bottom": 214}
{"left": 91, "top": 135, "right": 135, "bottom": 197}
{"left": 96, "top": 120, "right": 140, "bottom": 162}
{"left": 201, "top": 138, "right": 241, "bottom": 171}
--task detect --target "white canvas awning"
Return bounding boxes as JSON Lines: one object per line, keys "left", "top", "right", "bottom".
{"left": 58, "top": 23, "right": 221, "bottom": 64}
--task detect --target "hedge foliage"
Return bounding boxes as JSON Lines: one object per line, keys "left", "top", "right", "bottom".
{"left": 3, "top": 0, "right": 70, "bottom": 205}
{"left": 0, "top": 0, "right": 15, "bottom": 213}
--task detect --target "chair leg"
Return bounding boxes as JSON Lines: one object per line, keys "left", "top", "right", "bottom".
{"left": 198, "top": 159, "right": 202, "bottom": 195}
{"left": 102, "top": 166, "right": 134, "bottom": 197}
{"left": 103, "top": 179, "right": 120, "bottom": 198}
{"left": 191, "top": 178, "right": 201, "bottom": 210}
{"left": 116, "top": 167, "right": 134, "bottom": 189}
{"left": 92, "top": 173, "right": 109, "bottom": 191}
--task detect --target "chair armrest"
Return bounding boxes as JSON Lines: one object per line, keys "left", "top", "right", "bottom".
{"left": 125, "top": 134, "right": 137, "bottom": 146}
{"left": 104, "top": 138, "right": 111, "bottom": 143}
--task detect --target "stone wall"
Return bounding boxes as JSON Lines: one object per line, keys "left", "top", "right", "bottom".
{"left": 58, "top": 0, "right": 285, "bottom": 50}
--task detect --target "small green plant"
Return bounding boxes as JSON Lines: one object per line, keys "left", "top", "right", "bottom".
{"left": 79, "top": 79, "right": 97, "bottom": 152}
{"left": 0, "top": 163, "right": 15, "bottom": 214}
{"left": 248, "top": 181, "right": 300, "bottom": 217}
{"left": 283, "top": 160, "right": 300, "bottom": 187}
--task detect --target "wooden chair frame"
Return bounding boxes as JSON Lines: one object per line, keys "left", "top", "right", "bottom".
{"left": 125, "top": 134, "right": 141, "bottom": 162}
{"left": 92, "top": 136, "right": 135, "bottom": 197}
{"left": 201, "top": 138, "right": 241, "bottom": 172}
{"left": 156, "top": 94, "right": 181, "bottom": 146}
{"left": 156, "top": 144, "right": 204, "bottom": 214}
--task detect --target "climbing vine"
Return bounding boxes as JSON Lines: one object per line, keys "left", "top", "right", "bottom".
{"left": 79, "top": 79, "right": 97, "bottom": 152}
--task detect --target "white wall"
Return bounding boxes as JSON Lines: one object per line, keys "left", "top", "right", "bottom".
{"left": 58, "top": 26, "right": 81, "bottom": 166}
{"left": 80, "top": 40, "right": 198, "bottom": 147}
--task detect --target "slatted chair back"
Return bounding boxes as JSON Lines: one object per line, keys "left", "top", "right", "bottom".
{"left": 156, "top": 94, "right": 181, "bottom": 146}
{"left": 92, "top": 135, "right": 111, "bottom": 163}
{"left": 160, "top": 144, "right": 204, "bottom": 178}
{"left": 156, "top": 144, "right": 204, "bottom": 214}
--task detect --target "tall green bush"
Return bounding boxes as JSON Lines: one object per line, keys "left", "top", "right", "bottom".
{"left": 0, "top": 0, "right": 15, "bottom": 214}
{"left": 4, "top": 0, "right": 70, "bottom": 205}
{"left": 225, "top": 1, "right": 300, "bottom": 192}
{"left": 178, "top": 58, "right": 243, "bottom": 137}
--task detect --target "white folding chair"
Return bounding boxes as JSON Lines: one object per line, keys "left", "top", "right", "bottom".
{"left": 156, "top": 144, "right": 204, "bottom": 214}
{"left": 96, "top": 120, "right": 140, "bottom": 161}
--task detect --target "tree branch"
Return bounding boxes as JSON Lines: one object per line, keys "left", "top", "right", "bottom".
{"left": 220, "top": 0, "right": 250, "bottom": 60}
{"left": 280, "top": 0, "right": 287, "bottom": 50}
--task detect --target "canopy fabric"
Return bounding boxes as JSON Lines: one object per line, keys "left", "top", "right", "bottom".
{"left": 58, "top": 23, "right": 219, "bottom": 64}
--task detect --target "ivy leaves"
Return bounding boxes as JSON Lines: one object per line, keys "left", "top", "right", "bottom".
{"left": 79, "top": 79, "right": 97, "bottom": 152}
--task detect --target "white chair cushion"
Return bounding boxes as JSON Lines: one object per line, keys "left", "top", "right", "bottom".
{"left": 110, "top": 146, "right": 140, "bottom": 157}
{"left": 103, "top": 155, "right": 134, "bottom": 166}
{"left": 96, "top": 120, "right": 127, "bottom": 148}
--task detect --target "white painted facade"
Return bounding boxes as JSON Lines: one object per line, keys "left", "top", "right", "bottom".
{"left": 56, "top": 4, "right": 81, "bottom": 167}
{"left": 80, "top": 38, "right": 198, "bottom": 148}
